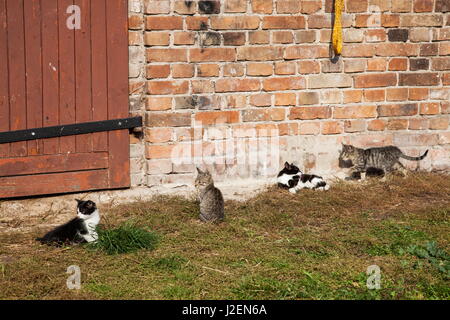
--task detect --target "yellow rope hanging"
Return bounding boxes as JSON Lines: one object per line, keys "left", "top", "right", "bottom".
{"left": 332, "top": 0, "right": 344, "bottom": 56}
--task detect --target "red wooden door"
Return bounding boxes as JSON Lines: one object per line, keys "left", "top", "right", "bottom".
{"left": 0, "top": 0, "right": 130, "bottom": 198}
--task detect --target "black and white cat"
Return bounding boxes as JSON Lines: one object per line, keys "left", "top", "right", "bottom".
{"left": 277, "top": 162, "right": 330, "bottom": 193}
{"left": 36, "top": 199, "right": 100, "bottom": 245}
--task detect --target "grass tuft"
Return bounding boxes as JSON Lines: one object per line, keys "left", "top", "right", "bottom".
{"left": 90, "top": 223, "right": 159, "bottom": 255}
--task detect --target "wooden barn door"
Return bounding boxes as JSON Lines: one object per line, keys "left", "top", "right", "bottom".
{"left": 0, "top": 0, "right": 130, "bottom": 198}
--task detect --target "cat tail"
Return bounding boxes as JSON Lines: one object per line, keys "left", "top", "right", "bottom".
{"left": 400, "top": 149, "right": 429, "bottom": 161}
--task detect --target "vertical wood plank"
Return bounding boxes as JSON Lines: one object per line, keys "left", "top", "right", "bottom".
{"left": 41, "top": 0, "right": 60, "bottom": 155}
{"left": 74, "top": 0, "right": 92, "bottom": 153}
{"left": 24, "top": 0, "right": 44, "bottom": 156}
{"left": 0, "top": 0, "right": 10, "bottom": 158}
{"left": 91, "top": 0, "right": 108, "bottom": 152}
{"left": 59, "top": 0, "right": 76, "bottom": 154}
{"left": 106, "top": 0, "right": 130, "bottom": 188}
{"left": 6, "top": 0, "right": 27, "bottom": 157}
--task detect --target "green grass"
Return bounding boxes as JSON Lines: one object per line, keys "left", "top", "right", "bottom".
{"left": 89, "top": 223, "right": 159, "bottom": 255}
{"left": 0, "top": 172, "right": 449, "bottom": 300}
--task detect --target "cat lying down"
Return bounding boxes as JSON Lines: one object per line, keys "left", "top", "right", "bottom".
{"left": 36, "top": 199, "right": 100, "bottom": 246}
{"left": 277, "top": 162, "right": 330, "bottom": 193}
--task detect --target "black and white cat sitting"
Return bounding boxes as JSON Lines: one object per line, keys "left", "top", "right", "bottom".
{"left": 277, "top": 162, "right": 330, "bottom": 193}
{"left": 36, "top": 199, "right": 100, "bottom": 245}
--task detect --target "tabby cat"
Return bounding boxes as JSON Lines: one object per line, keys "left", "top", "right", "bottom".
{"left": 195, "top": 167, "right": 224, "bottom": 223}
{"left": 339, "top": 144, "right": 429, "bottom": 180}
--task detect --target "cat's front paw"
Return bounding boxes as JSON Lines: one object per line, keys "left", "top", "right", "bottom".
{"left": 289, "top": 188, "right": 297, "bottom": 194}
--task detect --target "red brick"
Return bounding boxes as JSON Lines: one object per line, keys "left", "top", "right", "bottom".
{"left": 367, "top": 58, "right": 387, "bottom": 71}
{"left": 211, "top": 16, "right": 260, "bottom": 30}
{"left": 342, "top": 44, "right": 375, "bottom": 57}
{"left": 252, "top": 0, "right": 273, "bottom": 13}
{"left": 334, "top": 105, "right": 377, "bottom": 119}
{"left": 364, "top": 89, "right": 386, "bottom": 102}
{"left": 409, "top": 88, "right": 429, "bottom": 100}
{"left": 344, "top": 120, "right": 366, "bottom": 133}
{"left": 146, "top": 97, "right": 172, "bottom": 111}
{"left": 262, "top": 16, "right": 306, "bottom": 29}
{"left": 191, "top": 80, "right": 214, "bottom": 94}
{"left": 197, "top": 64, "right": 220, "bottom": 77}
{"left": 223, "top": 63, "right": 245, "bottom": 77}
{"left": 247, "top": 63, "right": 273, "bottom": 76}
{"left": 388, "top": 58, "right": 408, "bottom": 71}
{"left": 275, "top": 93, "right": 296, "bottom": 106}
{"left": 250, "top": 94, "right": 272, "bottom": 107}
{"left": 249, "top": 31, "right": 270, "bottom": 44}
{"left": 147, "top": 49, "right": 187, "bottom": 62}
{"left": 145, "top": 128, "right": 173, "bottom": 143}
{"left": 299, "top": 122, "right": 320, "bottom": 135}
{"left": 420, "top": 102, "right": 440, "bottom": 115}
{"left": 146, "top": 112, "right": 191, "bottom": 127}
{"left": 216, "top": 79, "right": 261, "bottom": 92}
{"left": 273, "top": 31, "right": 294, "bottom": 43}
{"left": 145, "top": 144, "right": 176, "bottom": 160}
{"left": 129, "top": 15, "right": 143, "bottom": 30}
{"left": 242, "top": 109, "right": 285, "bottom": 122}
{"left": 172, "top": 64, "right": 194, "bottom": 78}
{"left": 381, "top": 14, "right": 400, "bottom": 27}
{"left": 173, "top": 32, "right": 196, "bottom": 45}
{"left": 147, "top": 80, "right": 189, "bottom": 95}
{"left": 289, "top": 106, "right": 332, "bottom": 120}
{"left": 195, "top": 111, "right": 240, "bottom": 125}
{"left": 386, "top": 88, "right": 409, "bottom": 101}
{"left": 346, "top": 0, "right": 368, "bottom": 12}
{"left": 225, "top": 0, "right": 248, "bottom": 12}
{"left": 146, "top": 16, "right": 183, "bottom": 30}
{"left": 414, "top": 0, "right": 434, "bottom": 12}
{"left": 399, "top": 73, "right": 440, "bottom": 86}
{"left": 400, "top": 14, "right": 443, "bottom": 27}
{"left": 144, "top": 32, "right": 170, "bottom": 46}
{"left": 375, "top": 43, "right": 419, "bottom": 56}
{"left": 343, "top": 90, "right": 364, "bottom": 103}
{"left": 409, "top": 119, "right": 429, "bottom": 130}
{"left": 190, "top": 48, "right": 236, "bottom": 62}
{"left": 146, "top": 65, "right": 170, "bottom": 79}
{"left": 285, "top": 45, "right": 329, "bottom": 59}
{"left": 237, "top": 46, "right": 284, "bottom": 61}
{"left": 174, "top": 0, "right": 197, "bottom": 14}
{"left": 298, "top": 60, "right": 320, "bottom": 74}
{"left": 322, "top": 121, "right": 343, "bottom": 135}
{"left": 307, "top": 15, "right": 331, "bottom": 29}
{"left": 275, "top": 61, "right": 296, "bottom": 75}
{"left": 263, "top": 77, "right": 306, "bottom": 91}
{"left": 392, "top": 0, "right": 412, "bottom": 12}
{"left": 378, "top": 104, "right": 418, "bottom": 117}
{"left": 277, "top": 0, "right": 301, "bottom": 13}
{"left": 420, "top": 43, "right": 439, "bottom": 56}
{"left": 186, "top": 17, "right": 209, "bottom": 30}
{"left": 302, "top": 0, "right": 322, "bottom": 13}
{"left": 368, "top": 119, "right": 387, "bottom": 131}
{"left": 387, "top": 119, "right": 408, "bottom": 130}
{"left": 429, "top": 118, "right": 449, "bottom": 130}
{"left": 365, "top": 29, "right": 387, "bottom": 42}
{"left": 355, "top": 73, "right": 397, "bottom": 88}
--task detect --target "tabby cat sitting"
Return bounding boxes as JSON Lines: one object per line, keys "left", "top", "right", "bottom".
{"left": 339, "top": 144, "right": 428, "bottom": 180}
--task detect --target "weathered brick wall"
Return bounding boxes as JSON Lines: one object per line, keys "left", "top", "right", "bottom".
{"left": 128, "top": 0, "right": 450, "bottom": 187}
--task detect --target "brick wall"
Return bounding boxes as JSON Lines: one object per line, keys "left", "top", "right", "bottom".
{"left": 128, "top": 0, "right": 450, "bottom": 187}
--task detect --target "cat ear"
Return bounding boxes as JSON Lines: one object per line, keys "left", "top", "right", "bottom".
{"left": 196, "top": 167, "right": 203, "bottom": 174}
{"left": 75, "top": 199, "right": 82, "bottom": 204}
{"left": 284, "top": 162, "right": 290, "bottom": 170}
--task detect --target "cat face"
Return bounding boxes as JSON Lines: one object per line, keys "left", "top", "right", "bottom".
{"left": 279, "top": 162, "right": 301, "bottom": 176}
{"left": 195, "top": 167, "right": 213, "bottom": 188}
{"left": 76, "top": 199, "right": 97, "bottom": 217}
{"left": 339, "top": 144, "right": 357, "bottom": 168}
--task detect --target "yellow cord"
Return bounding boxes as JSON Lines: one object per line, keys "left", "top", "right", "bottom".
{"left": 332, "top": 0, "right": 344, "bottom": 55}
